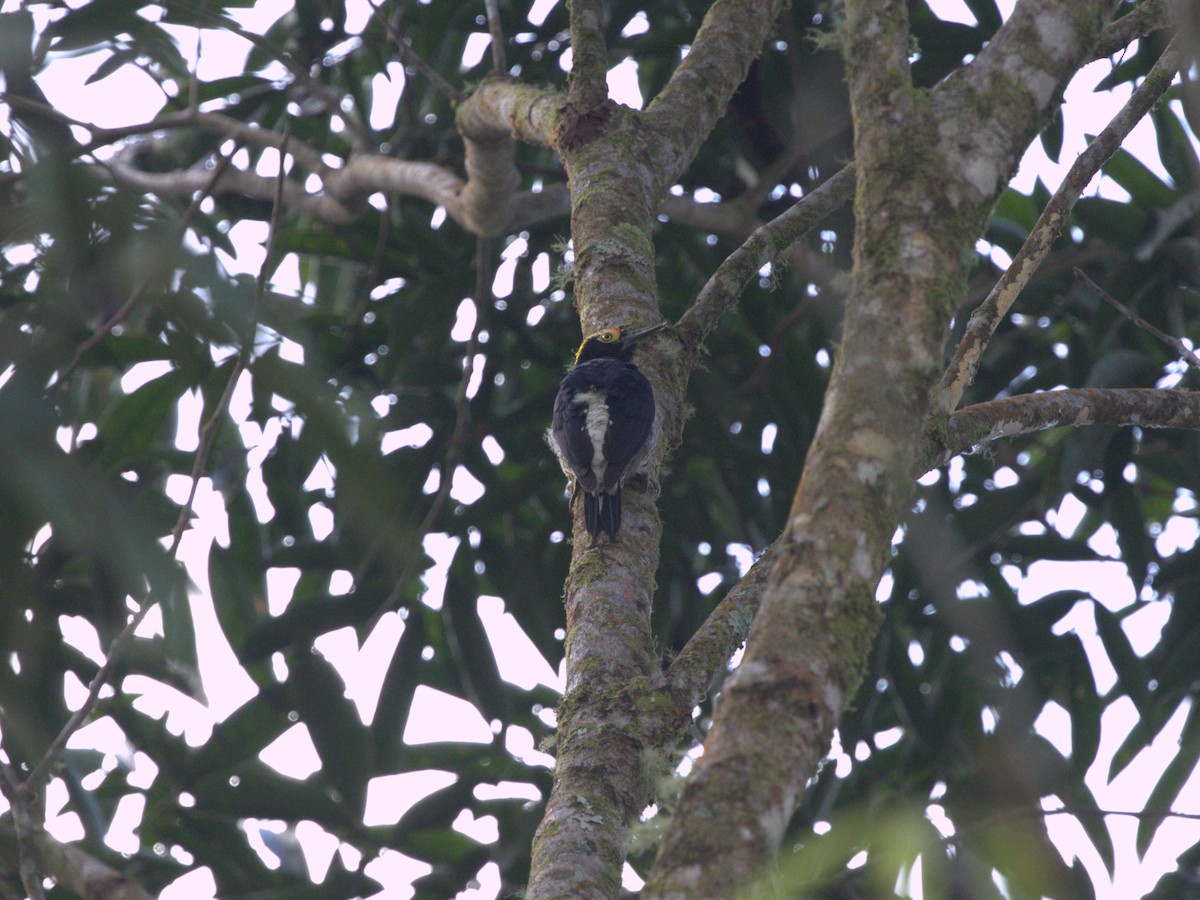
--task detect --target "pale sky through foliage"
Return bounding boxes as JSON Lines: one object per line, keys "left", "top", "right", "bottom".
{"left": 2, "top": 0, "right": 1200, "bottom": 896}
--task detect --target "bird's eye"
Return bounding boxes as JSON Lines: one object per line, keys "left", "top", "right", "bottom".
{"left": 601, "top": 331, "right": 618, "bottom": 342}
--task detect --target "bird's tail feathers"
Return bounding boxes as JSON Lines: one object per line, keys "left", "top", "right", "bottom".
{"left": 584, "top": 489, "right": 621, "bottom": 542}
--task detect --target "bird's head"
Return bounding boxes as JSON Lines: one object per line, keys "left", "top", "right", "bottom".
{"left": 573, "top": 322, "right": 666, "bottom": 365}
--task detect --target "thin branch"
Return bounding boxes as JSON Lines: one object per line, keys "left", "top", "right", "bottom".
{"left": 642, "top": 0, "right": 788, "bottom": 196}
{"left": 5, "top": 80, "right": 327, "bottom": 178}
{"left": 483, "top": 0, "right": 507, "bottom": 73}
{"left": 213, "top": 11, "right": 373, "bottom": 150}
{"left": 25, "top": 140, "right": 288, "bottom": 792}
{"left": 346, "top": 202, "right": 393, "bottom": 330}
{"left": 370, "top": 0, "right": 464, "bottom": 103}
{"left": 675, "top": 164, "right": 855, "bottom": 353}
{"left": 92, "top": 111, "right": 328, "bottom": 174}
{"left": 0, "top": 91, "right": 80, "bottom": 132}
{"left": 1076, "top": 268, "right": 1200, "bottom": 369}
{"left": 1093, "top": 0, "right": 1173, "bottom": 60}
{"left": 940, "top": 41, "right": 1182, "bottom": 411}
{"left": 1133, "top": 190, "right": 1200, "bottom": 262}
{"left": 918, "top": 387, "right": 1200, "bottom": 473}
{"left": 955, "top": 801, "right": 1200, "bottom": 848}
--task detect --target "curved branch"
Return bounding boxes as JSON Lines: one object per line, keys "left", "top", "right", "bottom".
{"left": 919, "top": 387, "right": 1200, "bottom": 473}
{"left": 940, "top": 41, "right": 1181, "bottom": 411}
{"left": 104, "top": 161, "right": 363, "bottom": 223}
{"left": 94, "top": 110, "right": 328, "bottom": 173}
{"left": 96, "top": 81, "right": 565, "bottom": 236}
{"left": 456, "top": 77, "right": 563, "bottom": 148}
{"left": 456, "top": 78, "right": 537, "bottom": 236}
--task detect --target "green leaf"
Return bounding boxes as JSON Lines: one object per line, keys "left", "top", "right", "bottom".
{"left": 289, "top": 646, "right": 371, "bottom": 813}
{"left": 1040, "top": 110, "right": 1064, "bottom": 163}
{"left": 96, "top": 366, "right": 190, "bottom": 470}
{"left": 190, "top": 686, "right": 293, "bottom": 776}
{"left": 1137, "top": 703, "right": 1200, "bottom": 858}
{"left": 1101, "top": 146, "right": 1177, "bottom": 210}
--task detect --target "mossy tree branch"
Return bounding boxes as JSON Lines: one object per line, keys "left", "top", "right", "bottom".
{"left": 940, "top": 40, "right": 1182, "bottom": 412}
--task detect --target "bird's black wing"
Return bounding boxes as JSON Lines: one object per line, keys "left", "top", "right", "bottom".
{"left": 551, "top": 380, "right": 599, "bottom": 493}
{"left": 599, "top": 366, "right": 655, "bottom": 492}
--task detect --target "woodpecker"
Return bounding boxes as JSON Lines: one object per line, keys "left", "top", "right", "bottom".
{"left": 549, "top": 322, "right": 666, "bottom": 543}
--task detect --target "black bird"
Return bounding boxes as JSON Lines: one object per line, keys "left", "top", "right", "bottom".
{"left": 549, "top": 322, "right": 666, "bottom": 542}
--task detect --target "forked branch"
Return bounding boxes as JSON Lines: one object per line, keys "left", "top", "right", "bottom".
{"left": 940, "top": 41, "right": 1181, "bottom": 411}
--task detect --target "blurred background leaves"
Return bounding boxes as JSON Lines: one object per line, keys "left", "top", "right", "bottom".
{"left": 1, "top": 0, "right": 1198, "bottom": 897}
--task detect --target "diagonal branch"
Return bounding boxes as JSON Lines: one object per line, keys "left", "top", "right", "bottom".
{"left": 940, "top": 41, "right": 1181, "bottom": 411}
{"left": 660, "top": 545, "right": 772, "bottom": 711}
{"left": 369, "top": 0, "right": 464, "bottom": 103}
{"left": 1075, "top": 268, "right": 1200, "bottom": 369}
{"left": 675, "top": 164, "right": 855, "bottom": 353}
{"left": 642, "top": 0, "right": 789, "bottom": 198}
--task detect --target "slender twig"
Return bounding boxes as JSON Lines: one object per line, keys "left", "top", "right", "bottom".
{"left": 1076, "top": 268, "right": 1200, "bottom": 370}
{"left": 0, "top": 762, "right": 44, "bottom": 900}
{"left": 940, "top": 41, "right": 1182, "bottom": 411}
{"left": 371, "top": 238, "right": 490, "bottom": 626}
{"left": 188, "top": 25, "right": 201, "bottom": 112}
{"left": 0, "top": 92, "right": 79, "bottom": 130}
{"left": 370, "top": 0, "right": 464, "bottom": 103}
{"left": 483, "top": 0, "right": 508, "bottom": 73}
{"left": 3, "top": 92, "right": 328, "bottom": 174}
{"left": 25, "top": 139, "right": 288, "bottom": 792}
{"left": 174, "top": 0, "right": 373, "bottom": 149}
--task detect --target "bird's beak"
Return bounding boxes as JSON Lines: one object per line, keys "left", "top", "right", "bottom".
{"left": 623, "top": 322, "right": 668, "bottom": 345}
